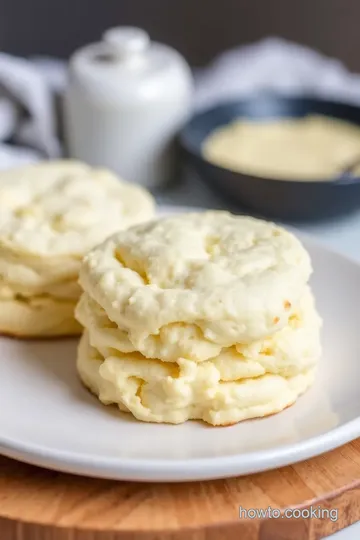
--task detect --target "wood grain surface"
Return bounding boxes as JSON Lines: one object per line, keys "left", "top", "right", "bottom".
{"left": 0, "top": 440, "right": 359, "bottom": 539}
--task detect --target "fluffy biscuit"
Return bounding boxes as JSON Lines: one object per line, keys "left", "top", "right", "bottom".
{"left": 79, "top": 211, "right": 312, "bottom": 346}
{"left": 76, "top": 286, "right": 321, "bottom": 376}
{"left": 0, "top": 297, "right": 81, "bottom": 337}
{"left": 0, "top": 160, "right": 155, "bottom": 337}
{"left": 77, "top": 331, "right": 317, "bottom": 426}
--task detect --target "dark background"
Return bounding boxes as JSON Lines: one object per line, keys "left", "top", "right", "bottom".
{"left": 1, "top": 0, "right": 359, "bottom": 70}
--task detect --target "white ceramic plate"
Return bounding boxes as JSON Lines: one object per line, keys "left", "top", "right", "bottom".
{"left": 0, "top": 206, "right": 359, "bottom": 482}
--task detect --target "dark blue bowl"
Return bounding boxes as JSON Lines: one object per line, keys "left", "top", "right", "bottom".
{"left": 179, "top": 94, "right": 360, "bottom": 221}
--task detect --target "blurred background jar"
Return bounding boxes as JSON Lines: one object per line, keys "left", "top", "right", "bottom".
{"left": 63, "top": 26, "right": 193, "bottom": 190}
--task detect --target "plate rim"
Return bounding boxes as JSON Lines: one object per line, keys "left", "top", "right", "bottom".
{"left": 0, "top": 415, "right": 360, "bottom": 482}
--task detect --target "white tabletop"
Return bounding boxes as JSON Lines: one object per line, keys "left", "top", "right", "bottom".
{"left": 156, "top": 173, "right": 360, "bottom": 539}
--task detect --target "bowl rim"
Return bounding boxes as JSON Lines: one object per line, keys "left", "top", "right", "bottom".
{"left": 180, "top": 94, "right": 360, "bottom": 187}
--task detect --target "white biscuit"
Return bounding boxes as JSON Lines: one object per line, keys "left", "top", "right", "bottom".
{"left": 0, "top": 160, "right": 155, "bottom": 337}
{"left": 77, "top": 331, "right": 317, "bottom": 426}
{"left": 79, "top": 211, "right": 312, "bottom": 346}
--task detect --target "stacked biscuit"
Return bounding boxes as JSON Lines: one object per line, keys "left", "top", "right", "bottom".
{"left": 0, "top": 160, "right": 155, "bottom": 337}
{"left": 76, "top": 211, "right": 322, "bottom": 426}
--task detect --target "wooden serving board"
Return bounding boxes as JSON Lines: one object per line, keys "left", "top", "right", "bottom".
{"left": 0, "top": 440, "right": 360, "bottom": 540}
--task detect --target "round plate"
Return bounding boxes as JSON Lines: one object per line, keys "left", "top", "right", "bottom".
{"left": 0, "top": 206, "right": 359, "bottom": 482}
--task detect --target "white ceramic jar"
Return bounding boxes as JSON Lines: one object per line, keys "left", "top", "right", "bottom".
{"left": 63, "top": 27, "right": 193, "bottom": 189}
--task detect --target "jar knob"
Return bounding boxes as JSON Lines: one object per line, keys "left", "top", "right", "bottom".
{"left": 103, "top": 27, "right": 150, "bottom": 58}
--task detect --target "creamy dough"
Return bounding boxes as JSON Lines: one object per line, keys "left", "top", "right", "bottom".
{"left": 77, "top": 331, "right": 317, "bottom": 426}
{"left": 76, "top": 286, "right": 321, "bottom": 374}
{"left": 0, "top": 160, "right": 155, "bottom": 337}
{"left": 0, "top": 297, "right": 81, "bottom": 337}
{"left": 202, "top": 115, "right": 360, "bottom": 180}
{"left": 79, "top": 211, "right": 312, "bottom": 346}
{"left": 0, "top": 160, "right": 155, "bottom": 257}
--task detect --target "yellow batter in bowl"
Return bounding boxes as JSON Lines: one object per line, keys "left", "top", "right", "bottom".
{"left": 202, "top": 115, "right": 360, "bottom": 180}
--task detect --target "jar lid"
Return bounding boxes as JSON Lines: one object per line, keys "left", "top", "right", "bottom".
{"left": 68, "top": 26, "right": 193, "bottom": 104}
